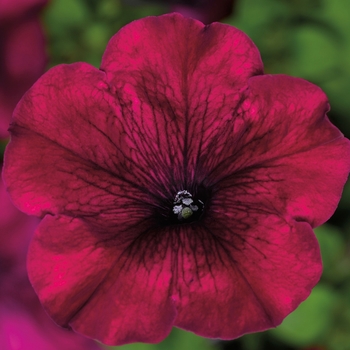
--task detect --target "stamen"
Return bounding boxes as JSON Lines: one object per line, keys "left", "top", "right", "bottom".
{"left": 173, "top": 190, "right": 204, "bottom": 222}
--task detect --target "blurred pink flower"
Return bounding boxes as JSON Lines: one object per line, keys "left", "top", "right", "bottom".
{"left": 0, "top": 0, "right": 48, "bottom": 138}
{"left": 0, "top": 173, "right": 101, "bottom": 350}
{"left": 3, "top": 13, "right": 350, "bottom": 345}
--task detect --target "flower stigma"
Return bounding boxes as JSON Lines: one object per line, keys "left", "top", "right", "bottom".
{"left": 172, "top": 190, "right": 204, "bottom": 222}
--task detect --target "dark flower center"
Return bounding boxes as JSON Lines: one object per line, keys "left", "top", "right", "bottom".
{"left": 171, "top": 190, "right": 205, "bottom": 224}
{"left": 153, "top": 184, "right": 210, "bottom": 227}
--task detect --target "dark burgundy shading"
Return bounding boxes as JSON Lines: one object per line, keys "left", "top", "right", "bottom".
{"left": 171, "top": 0, "right": 235, "bottom": 24}
{"left": 146, "top": 0, "right": 235, "bottom": 23}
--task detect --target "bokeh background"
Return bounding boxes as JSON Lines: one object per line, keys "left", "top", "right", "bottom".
{"left": 1, "top": 0, "right": 350, "bottom": 349}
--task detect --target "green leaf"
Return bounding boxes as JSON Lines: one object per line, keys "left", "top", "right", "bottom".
{"left": 315, "top": 224, "right": 345, "bottom": 281}
{"left": 288, "top": 25, "right": 339, "bottom": 81}
{"left": 269, "top": 285, "right": 336, "bottom": 347}
{"left": 104, "top": 328, "right": 216, "bottom": 350}
{"left": 98, "top": 0, "right": 122, "bottom": 20}
{"left": 44, "top": 0, "right": 90, "bottom": 34}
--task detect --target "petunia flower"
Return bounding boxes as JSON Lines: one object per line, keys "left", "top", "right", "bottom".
{"left": 0, "top": 0, "right": 47, "bottom": 139}
{"left": 3, "top": 13, "right": 350, "bottom": 345}
{"left": 0, "top": 171, "right": 101, "bottom": 350}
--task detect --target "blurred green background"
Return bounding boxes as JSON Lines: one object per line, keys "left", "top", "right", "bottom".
{"left": 40, "top": 0, "right": 350, "bottom": 349}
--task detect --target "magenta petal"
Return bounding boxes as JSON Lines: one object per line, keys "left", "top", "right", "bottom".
{"left": 0, "top": 172, "right": 38, "bottom": 260}
{"left": 205, "top": 75, "right": 350, "bottom": 227}
{"left": 70, "top": 256, "right": 176, "bottom": 345}
{"left": 3, "top": 63, "right": 153, "bottom": 230}
{"left": 0, "top": 301, "right": 99, "bottom": 350}
{"left": 171, "top": 215, "right": 321, "bottom": 338}
{"left": 4, "top": 123, "right": 152, "bottom": 232}
{"left": 28, "top": 215, "right": 176, "bottom": 345}
{"left": 4, "top": 15, "right": 263, "bottom": 219}
{"left": 27, "top": 215, "right": 120, "bottom": 325}
{"left": 99, "top": 14, "right": 263, "bottom": 190}
{"left": 102, "top": 14, "right": 262, "bottom": 85}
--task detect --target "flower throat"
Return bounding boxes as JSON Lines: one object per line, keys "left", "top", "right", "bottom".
{"left": 172, "top": 190, "right": 204, "bottom": 224}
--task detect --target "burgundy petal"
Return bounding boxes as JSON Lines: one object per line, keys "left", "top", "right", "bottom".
{"left": 0, "top": 172, "right": 38, "bottom": 262}
{"left": 171, "top": 214, "right": 321, "bottom": 338}
{"left": 102, "top": 14, "right": 262, "bottom": 83}
{"left": 100, "top": 13, "right": 263, "bottom": 189}
{"left": 4, "top": 15, "right": 263, "bottom": 219}
{"left": 3, "top": 63, "right": 155, "bottom": 233}
{"left": 0, "top": 301, "right": 99, "bottom": 350}
{"left": 28, "top": 215, "right": 176, "bottom": 345}
{"left": 202, "top": 75, "right": 350, "bottom": 227}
